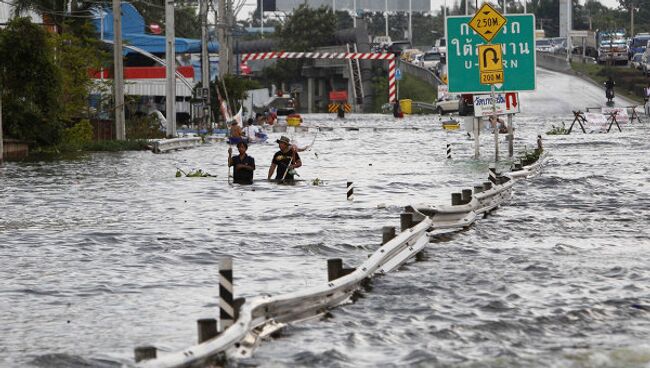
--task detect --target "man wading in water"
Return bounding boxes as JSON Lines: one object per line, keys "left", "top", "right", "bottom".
{"left": 228, "top": 141, "right": 255, "bottom": 185}
{"left": 268, "top": 136, "right": 302, "bottom": 183}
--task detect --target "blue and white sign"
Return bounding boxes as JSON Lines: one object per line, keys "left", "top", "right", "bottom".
{"left": 395, "top": 68, "right": 402, "bottom": 81}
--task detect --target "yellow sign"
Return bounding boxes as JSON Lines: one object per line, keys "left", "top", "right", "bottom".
{"left": 478, "top": 44, "right": 503, "bottom": 72}
{"left": 469, "top": 3, "right": 507, "bottom": 42}
{"left": 328, "top": 103, "right": 352, "bottom": 113}
{"left": 478, "top": 44, "right": 504, "bottom": 85}
{"left": 480, "top": 71, "right": 504, "bottom": 84}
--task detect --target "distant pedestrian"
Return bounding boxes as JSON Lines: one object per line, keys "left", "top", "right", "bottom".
{"left": 643, "top": 82, "right": 650, "bottom": 116}
{"left": 392, "top": 101, "right": 403, "bottom": 118}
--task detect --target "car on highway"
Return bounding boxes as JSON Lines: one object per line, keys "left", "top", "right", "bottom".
{"left": 629, "top": 33, "right": 650, "bottom": 59}
{"left": 536, "top": 39, "right": 554, "bottom": 52}
{"left": 435, "top": 94, "right": 460, "bottom": 114}
{"left": 420, "top": 50, "right": 443, "bottom": 71}
{"left": 253, "top": 95, "right": 296, "bottom": 116}
{"left": 630, "top": 52, "right": 644, "bottom": 70}
{"left": 458, "top": 94, "right": 474, "bottom": 116}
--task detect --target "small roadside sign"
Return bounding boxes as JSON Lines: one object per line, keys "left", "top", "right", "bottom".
{"left": 469, "top": 3, "right": 507, "bottom": 43}
{"left": 395, "top": 68, "right": 402, "bottom": 80}
{"left": 478, "top": 44, "right": 504, "bottom": 85}
{"left": 472, "top": 92, "right": 520, "bottom": 117}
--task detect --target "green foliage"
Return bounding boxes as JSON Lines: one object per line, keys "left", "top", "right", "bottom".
{"left": 210, "top": 75, "right": 261, "bottom": 121}
{"left": 370, "top": 70, "right": 436, "bottom": 113}
{"left": 176, "top": 168, "right": 214, "bottom": 177}
{"left": 571, "top": 62, "right": 647, "bottom": 103}
{"left": 126, "top": 115, "right": 166, "bottom": 139}
{"left": 275, "top": 5, "right": 336, "bottom": 51}
{"left": 60, "top": 120, "right": 94, "bottom": 151}
{"left": 82, "top": 140, "right": 151, "bottom": 152}
{"left": 53, "top": 31, "right": 105, "bottom": 124}
{"left": 131, "top": 1, "right": 201, "bottom": 38}
{"left": 0, "top": 17, "right": 63, "bottom": 147}
{"left": 546, "top": 123, "right": 568, "bottom": 135}
{"left": 520, "top": 149, "right": 543, "bottom": 166}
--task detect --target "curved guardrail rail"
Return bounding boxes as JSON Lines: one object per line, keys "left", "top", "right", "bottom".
{"left": 152, "top": 138, "right": 203, "bottom": 154}
{"left": 139, "top": 219, "right": 433, "bottom": 367}
{"left": 136, "top": 153, "right": 548, "bottom": 368}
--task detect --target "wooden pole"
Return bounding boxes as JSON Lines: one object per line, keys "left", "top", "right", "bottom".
{"left": 382, "top": 226, "right": 396, "bottom": 244}
{"left": 197, "top": 318, "right": 218, "bottom": 343}
{"left": 507, "top": 114, "right": 513, "bottom": 157}
{"left": 327, "top": 258, "right": 343, "bottom": 281}
{"left": 134, "top": 346, "right": 157, "bottom": 362}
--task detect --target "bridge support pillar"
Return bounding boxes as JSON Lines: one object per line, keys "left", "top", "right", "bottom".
{"left": 307, "top": 77, "right": 314, "bottom": 114}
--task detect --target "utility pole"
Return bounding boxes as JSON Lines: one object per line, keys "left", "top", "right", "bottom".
{"left": 0, "top": 94, "right": 3, "bottom": 164}
{"left": 200, "top": 0, "right": 211, "bottom": 126}
{"left": 408, "top": 0, "right": 412, "bottom": 44}
{"left": 165, "top": 0, "right": 176, "bottom": 137}
{"left": 631, "top": 4, "right": 636, "bottom": 37}
{"left": 384, "top": 0, "right": 388, "bottom": 37}
{"left": 218, "top": 0, "right": 229, "bottom": 78}
{"left": 112, "top": 0, "right": 126, "bottom": 140}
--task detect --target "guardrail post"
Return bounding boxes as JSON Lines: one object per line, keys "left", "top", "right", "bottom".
{"left": 451, "top": 193, "right": 462, "bottom": 206}
{"left": 197, "top": 318, "right": 218, "bottom": 343}
{"left": 233, "top": 297, "right": 246, "bottom": 321}
{"left": 461, "top": 189, "right": 472, "bottom": 204}
{"left": 488, "top": 164, "right": 497, "bottom": 184}
{"left": 382, "top": 226, "right": 396, "bottom": 244}
{"left": 347, "top": 181, "right": 354, "bottom": 201}
{"left": 328, "top": 258, "right": 343, "bottom": 281}
{"left": 219, "top": 258, "right": 234, "bottom": 331}
{"left": 400, "top": 213, "right": 413, "bottom": 231}
{"left": 446, "top": 143, "right": 451, "bottom": 159}
{"left": 134, "top": 346, "right": 157, "bottom": 362}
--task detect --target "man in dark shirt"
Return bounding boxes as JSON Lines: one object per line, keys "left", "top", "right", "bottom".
{"left": 228, "top": 141, "right": 255, "bottom": 184}
{"left": 268, "top": 136, "right": 301, "bottom": 182}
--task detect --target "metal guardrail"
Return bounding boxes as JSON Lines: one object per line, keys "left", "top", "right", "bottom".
{"left": 135, "top": 153, "right": 549, "bottom": 367}
{"left": 152, "top": 138, "right": 202, "bottom": 154}
{"left": 139, "top": 219, "right": 433, "bottom": 367}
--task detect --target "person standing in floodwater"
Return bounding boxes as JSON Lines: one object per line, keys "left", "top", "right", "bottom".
{"left": 268, "top": 135, "right": 302, "bottom": 182}
{"left": 228, "top": 141, "right": 255, "bottom": 184}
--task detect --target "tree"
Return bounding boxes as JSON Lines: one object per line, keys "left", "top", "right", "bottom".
{"left": 0, "top": 17, "right": 63, "bottom": 147}
{"left": 260, "top": 5, "right": 336, "bottom": 88}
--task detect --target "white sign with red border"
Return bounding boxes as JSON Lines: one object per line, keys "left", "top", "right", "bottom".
{"left": 473, "top": 92, "right": 520, "bottom": 117}
{"left": 601, "top": 107, "right": 629, "bottom": 123}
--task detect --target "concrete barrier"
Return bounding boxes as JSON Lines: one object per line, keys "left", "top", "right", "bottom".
{"left": 152, "top": 137, "right": 202, "bottom": 153}
{"left": 536, "top": 52, "right": 572, "bottom": 73}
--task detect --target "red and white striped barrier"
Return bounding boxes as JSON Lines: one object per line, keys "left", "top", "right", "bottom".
{"left": 241, "top": 52, "right": 397, "bottom": 103}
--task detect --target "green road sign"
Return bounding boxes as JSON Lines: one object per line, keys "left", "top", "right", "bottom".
{"left": 446, "top": 14, "right": 536, "bottom": 93}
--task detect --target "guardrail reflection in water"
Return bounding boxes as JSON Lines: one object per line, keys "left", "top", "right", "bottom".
{"left": 135, "top": 153, "right": 548, "bottom": 368}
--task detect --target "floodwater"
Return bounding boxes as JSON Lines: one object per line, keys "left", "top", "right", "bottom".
{"left": 1, "top": 68, "right": 649, "bottom": 367}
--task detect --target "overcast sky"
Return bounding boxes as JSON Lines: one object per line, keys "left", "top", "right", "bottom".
{"left": 236, "top": 0, "right": 621, "bottom": 21}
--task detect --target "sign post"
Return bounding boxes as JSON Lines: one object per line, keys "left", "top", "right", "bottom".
{"left": 469, "top": 3, "right": 508, "bottom": 162}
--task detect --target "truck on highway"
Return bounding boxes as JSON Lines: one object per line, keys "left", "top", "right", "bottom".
{"left": 596, "top": 31, "right": 628, "bottom": 65}
{"left": 570, "top": 30, "right": 597, "bottom": 58}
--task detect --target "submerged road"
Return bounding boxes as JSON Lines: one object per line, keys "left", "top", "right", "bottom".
{"left": 0, "top": 69, "right": 648, "bottom": 367}
{"left": 519, "top": 68, "right": 637, "bottom": 115}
